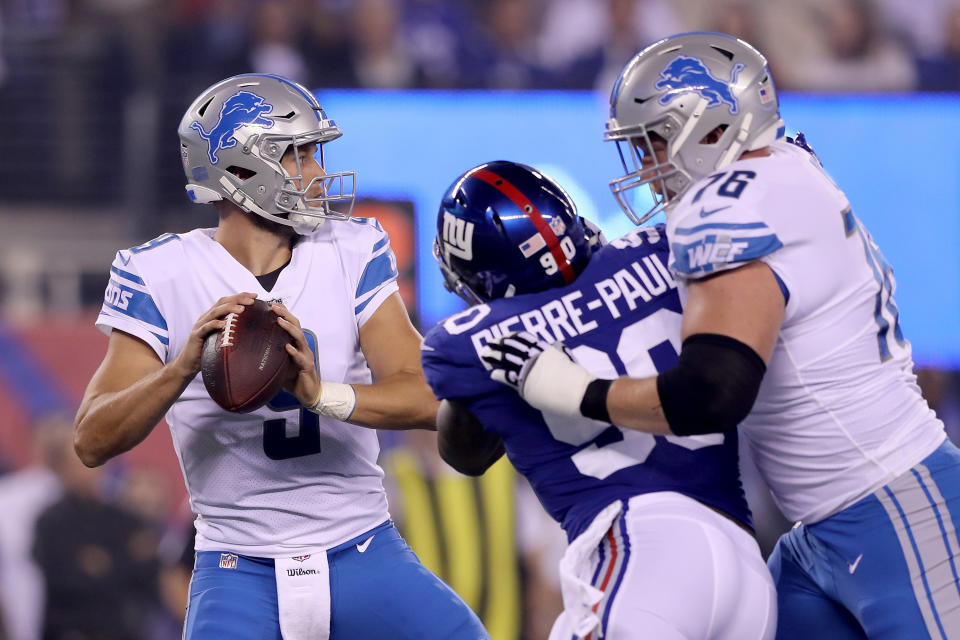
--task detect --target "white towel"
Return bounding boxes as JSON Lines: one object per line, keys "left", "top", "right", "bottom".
{"left": 556, "top": 500, "right": 623, "bottom": 639}
{"left": 275, "top": 553, "right": 331, "bottom": 640}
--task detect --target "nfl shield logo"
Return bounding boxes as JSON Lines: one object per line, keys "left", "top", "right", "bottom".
{"left": 219, "top": 553, "right": 239, "bottom": 569}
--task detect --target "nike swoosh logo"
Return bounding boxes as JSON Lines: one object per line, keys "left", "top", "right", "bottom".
{"left": 699, "top": 205, "right": 731, "bottom": 218}
{"left": 356, "top": 536, "right": 374, "bottom": 553}
{"left": 848, "top": 553, "right": 863, "bottom": 574}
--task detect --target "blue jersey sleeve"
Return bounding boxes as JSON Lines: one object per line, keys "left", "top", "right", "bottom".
{"left": 421, "top": 319, "right": 502, "bottom": 401}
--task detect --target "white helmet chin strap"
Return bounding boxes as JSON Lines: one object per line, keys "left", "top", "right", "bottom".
{"left": 214, "top": 175, "right": 320, "bottom": 234}
{"left": 218, "top": 176, "right": 275, "bottom": 219}
{"left": 287, "top": 211, "right": 325, "bottom": 234}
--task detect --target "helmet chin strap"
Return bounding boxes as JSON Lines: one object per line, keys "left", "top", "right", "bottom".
{"left": 218, "top": 176, "right": 275, "bottom": 220}
{"left": 288, "top": 210, "right": 325, "bottom": 234}
{"left": 216, "top": 175, "right": 323, "bottom": 235}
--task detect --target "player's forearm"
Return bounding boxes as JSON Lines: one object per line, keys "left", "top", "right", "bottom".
{"left": 606, "top": 377, "right": 673, "bottom": 435}
{"left": 74, "top": 364, "right": 193, "bottom": 466}
{"left": 348, "top": 370, "right": 439, "bottom": 430}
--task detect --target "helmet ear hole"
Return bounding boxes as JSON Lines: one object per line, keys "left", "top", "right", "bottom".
{"left": 699, "top": 125, "right": 729, "bottom": 145}
{"left": 486, "top": 207, "right": 506, "bottom": 234}
{"left": 226, "top": 166, "right": 257, "bottom": 180}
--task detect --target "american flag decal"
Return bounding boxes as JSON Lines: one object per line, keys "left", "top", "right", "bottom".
{"left": 519, "top": 232, "right": 546, "bottom": 258}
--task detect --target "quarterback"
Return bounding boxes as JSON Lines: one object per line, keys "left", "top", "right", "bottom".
{"left": 74, "top": 74, "right": 486, "bottom": 639}
{"left": 423, "top": 160, "right": 776, "bottom": 639}
{"left": 484, "top": 33, "right": 960, "bottom": 638}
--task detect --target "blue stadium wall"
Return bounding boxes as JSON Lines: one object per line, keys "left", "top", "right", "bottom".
{"left": 314, "top": 90, "right": 960, "bottom": 367}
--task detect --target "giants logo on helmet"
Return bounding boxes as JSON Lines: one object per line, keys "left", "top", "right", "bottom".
{"left": 191, "top": 90, "right": 275, "bottom": 165}
{"left": 442, "top": 211, "right": 474, "bottom": 261}
{"left": 655, "top": 56, "right": 745, "bottom": 115}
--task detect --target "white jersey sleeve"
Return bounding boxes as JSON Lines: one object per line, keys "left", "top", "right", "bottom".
{"left": 666, "top": 140, "right": 945, "bottom": 524}
{"left": 93, "top": 227, "right": 395, "bottom": 556}
{"left": 95, "top": 234, "right": 181, "bottom": 361}
{"left": 337, "top": 217, "right": 400, "bottom": 327}
{"left": 667, "top": 179, "right": 784, "bottom": 280}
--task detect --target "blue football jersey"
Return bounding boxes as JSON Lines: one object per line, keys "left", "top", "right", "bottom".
{"left": 422, "top": 225, "right": 752, "bottom": 541}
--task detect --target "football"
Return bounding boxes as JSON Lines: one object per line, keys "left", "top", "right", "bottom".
{"left": 201, "top": 299, "right": 293, "bottom": 413}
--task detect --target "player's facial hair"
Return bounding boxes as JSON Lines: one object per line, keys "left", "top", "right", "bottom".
{"left": 248, "top": 209, "right": 298, "bottom": 245}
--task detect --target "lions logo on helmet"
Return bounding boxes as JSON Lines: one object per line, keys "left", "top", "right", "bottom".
{"left": 605, "top": 32, "right": 785, "bottom": 226}
{"left": 655, "top": 56, "right": 745, "bottom": 115}
{"left": 190, "top": 90, "right": 275, "bottom": 165}
{"left": 434, "top": 161, "right": 600, "bottom": 305}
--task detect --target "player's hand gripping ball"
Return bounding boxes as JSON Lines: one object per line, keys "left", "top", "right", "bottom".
{"left": 201, "top": 299, "right": 293, "bottom": 412}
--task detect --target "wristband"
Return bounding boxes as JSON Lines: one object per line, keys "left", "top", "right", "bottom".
{"left": 307, "top": 382, "right": 357, "bottom": 421}
{"left": 580, "top": 378, "right": 613, "bottom": 423}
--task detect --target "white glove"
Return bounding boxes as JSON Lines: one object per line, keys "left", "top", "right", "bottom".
{"left": 480, "top": 332, "right": 597, "bottom": 417}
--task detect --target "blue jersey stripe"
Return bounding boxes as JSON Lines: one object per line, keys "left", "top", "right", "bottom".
{"left": 601, "top": 503, "right": 632, "bottom": 634}
{"left": 673, "top": 221, "right": 769, "bottom": 235}
{"left": 589, "top": 538, "right": 606, "bottom": 588}
{"left": 772, "top": 270, "right": 791, "bottom": 305}
{"left": 150, "top": 331, "right": 170, "bottom": 346}
{"left": 355, "top": 296, "right": 375, "bottom": 316}
{"left": 110, "top": 265, "right": 145, "bottom": 285}
{"left": 104, "top": 281, "right": 168, "bottom": 331}
{"left": 356, "top": 252, "right": 398, "bottom": 300}
{"left": 671, "top": 234, "right": 783, "bottom": 275}
{"left": 372, "top": 236, "right": 390, "bottom": 254}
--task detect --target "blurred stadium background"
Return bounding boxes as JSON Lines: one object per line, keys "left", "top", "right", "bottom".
{"left": 1, "top": 0, "right": 959, "bottom": 639}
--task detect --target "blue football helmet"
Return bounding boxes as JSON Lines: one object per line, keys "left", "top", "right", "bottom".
{"left": 434, "top": 161, "right": 602, "bottom": 305}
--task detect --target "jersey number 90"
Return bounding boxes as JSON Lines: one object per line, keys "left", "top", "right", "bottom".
{"left": 543, "top": 308, "right": 723, "bottom": 480}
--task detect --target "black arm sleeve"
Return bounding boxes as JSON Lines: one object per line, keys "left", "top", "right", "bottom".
{"left": 656, "top": 333, "right": 766, "bottom": 436}
{"left": 437, "top": 399, "right": 506, "bottom": 476}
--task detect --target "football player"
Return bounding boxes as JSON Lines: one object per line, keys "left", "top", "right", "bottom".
{"left": 74, "top": 74, "right": 487, "bottom": 640}
{"left": 483, "top": 32, "right": 960, "bottom": 638}
{"left": 422, "top": 160, "right": 776, "bottom": 639}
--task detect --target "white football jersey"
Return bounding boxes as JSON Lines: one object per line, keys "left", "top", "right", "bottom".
{"left": 666, "top": 139, "right": 945, "bottom": 524}
{"left": 96, "top": 219, "right": 400, "bottom": 556}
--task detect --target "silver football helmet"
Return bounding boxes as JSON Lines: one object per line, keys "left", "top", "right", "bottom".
{"left": 606, "top": 32, "right": 784, "bottom": 224}
{"left": 178, "top": 73, "right": 356, "bottom": 234}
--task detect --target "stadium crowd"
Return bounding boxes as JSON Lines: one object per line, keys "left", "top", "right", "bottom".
{"left": 1, "top": 0, "right": 959, "bottom": 209}
{"left": 2, "top": 0, "right": 960, "bottom": 93}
